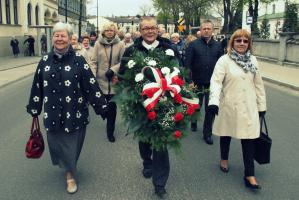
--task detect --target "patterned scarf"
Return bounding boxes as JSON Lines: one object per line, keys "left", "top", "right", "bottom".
{"left": 230, "top": 48, "right": 257, "bottom": 73}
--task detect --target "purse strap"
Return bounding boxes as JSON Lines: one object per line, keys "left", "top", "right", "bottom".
{"left": 260, "top": 116, "right": 269, "bottom": 136}
{"left": 31, "top": 117, "right": 40, "bottom": 134}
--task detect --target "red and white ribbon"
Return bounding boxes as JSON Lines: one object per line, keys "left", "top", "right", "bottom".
{"left": 141, "top": 67, "right": 181, "bottom": 111}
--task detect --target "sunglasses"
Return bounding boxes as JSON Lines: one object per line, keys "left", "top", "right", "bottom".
{"left": 234, "top": 39, "right": 249, "bottom": 44}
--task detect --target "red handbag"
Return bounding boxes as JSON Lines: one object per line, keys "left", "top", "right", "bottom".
{"left": 25, "top": 117, "right": 44, "bottom": 158}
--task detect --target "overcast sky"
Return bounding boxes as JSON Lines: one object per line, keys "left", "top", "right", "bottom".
{"left": 87, "top": 0, "right": 154, "bottom": 17}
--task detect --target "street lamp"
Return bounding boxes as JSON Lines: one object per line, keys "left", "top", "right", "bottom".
{"left": 65, "top": 0, "right": 68, "bottom": 22}
{"left": 97, "top": 0, "right": 99, "bottom": 35}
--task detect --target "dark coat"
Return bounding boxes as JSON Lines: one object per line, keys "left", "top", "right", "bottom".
{"left": 26, "top": 47, "right": 107, "bottom": 133}
{"left": 10, "top": 39, "right": 20, "bottom": 55}
{"left": 119, "top": 36, "right": 179, "bottom": 75}
{"left": 24, "top": 37, "right": 35, "bottom": 47}
{"left": 185, "top": 37, "right": 223, "bottom": 85}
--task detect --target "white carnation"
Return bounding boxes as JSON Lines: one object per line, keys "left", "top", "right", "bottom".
{"left": 147, "top": 60, "right": 157, "bottom": 66}
{"left": 161, "top": 67, "right": 170, "bottom": 75}
{"left": 165, "top": 49, "right": 174, "bottom": 56}
{"left": 135, "top": 73, "right": 144, "bottom": 82}
{"left": 128, "top": 60, "right": 136, "bottom": 69}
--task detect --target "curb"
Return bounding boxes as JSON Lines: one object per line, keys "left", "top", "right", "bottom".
{"left": 262, "top": 76, "right": 299, "bottom": 91}
{"left": 0, "top": 72, "right": 35, "bottom": 89}
{"left": 0, "top": 61, "right": 39, "bottom": 72}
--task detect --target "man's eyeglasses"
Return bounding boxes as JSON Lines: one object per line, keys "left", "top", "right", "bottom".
{"left": 234, "top": 39, "right": 249, "bottom": 44}
{"left": 141, "top": 26, "right": 158, "bottom": 32}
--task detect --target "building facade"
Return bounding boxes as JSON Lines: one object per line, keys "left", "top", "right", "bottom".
{"left": 0, "top": 0, "right": 47, "bottom": 57}
{"left": 242, "top": 0, "right": 299, "bottom": 39}
{"left": 0, "top": 0, "right": 87, "bottom": 57}
{"left": 57, "top": 0, "right": 87, "bottom": 36}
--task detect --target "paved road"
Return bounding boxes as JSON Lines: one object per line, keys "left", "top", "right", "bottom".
{"left": 0, "top": 76, "right": 298, "bottom": 200}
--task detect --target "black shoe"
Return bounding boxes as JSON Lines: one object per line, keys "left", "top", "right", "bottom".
{"left": 243, "top": 177, "right": 261, "bottom": 190}
{"left": 203, "top": 135, "right": 213, "bottom": 145}
{"left": 107, "top": 135, "right": 115, "bottom": 143}
{"left": 142, "top": 168, "right": 152, "bottom": 179}
{"left": 191, "top": 123, "right": 197, "bottom": 132}
{"left": 155, "top": 187, "right": 166, "bottom": 199}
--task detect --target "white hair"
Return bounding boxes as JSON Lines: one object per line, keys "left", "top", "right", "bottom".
{"left": 53, "top": 22, "right": 73, "bottom": 37}
{"left": 171, "top": 33, "right": 180, "bottom": 38}
{"left": 124, "top": 33, "right": 132, "bottom": 38}
{"left": 72, "top": 33, "right": 78, "bottom": 39}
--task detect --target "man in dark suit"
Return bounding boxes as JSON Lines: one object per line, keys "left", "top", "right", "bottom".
{"left": 185, "top": 20, "right": 223, "bottom": 145}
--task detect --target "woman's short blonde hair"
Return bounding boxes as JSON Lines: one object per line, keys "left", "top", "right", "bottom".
{"left": 101, "top": 22, "right": 118, "bottom": 36}
{"left": 227, "top": 29, "right": 253, "bottom": 54}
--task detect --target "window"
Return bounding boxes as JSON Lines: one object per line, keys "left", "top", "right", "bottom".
{"left": 13, "top": 0, "right": 17, "bottom": 24}
{"left": 0, "top": 0, "right": 2, "bottom": 23}
{"left": 35, "top": 5, "right": 39, "bottom": 25}
{"left": 272, "top": 4, "right": 276, "bottom": 14}
{"left": 27, "top": 3, "right": 31, "bottom": 25}
{"left": 5, "top": 0, "right": 10, "bottom": 24}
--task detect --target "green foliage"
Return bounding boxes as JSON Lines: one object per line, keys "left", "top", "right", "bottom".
{"left": 283, "top": 3, "right": 298, "bottom": 32}
{"left": 260, "top": 18, "right": 270, "bottom": 39}
{"left": 114, "top": 48, "right": 199, "bottom": 151}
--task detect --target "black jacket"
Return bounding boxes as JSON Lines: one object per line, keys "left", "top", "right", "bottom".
{"left": 185, "top": 37, "right": 223, "bottom": 85}
{"left": 119, "top": 37, "right": 179, "bottom": 75}
{"left": 26, "top": 47, "right": 107, "bottom": 133}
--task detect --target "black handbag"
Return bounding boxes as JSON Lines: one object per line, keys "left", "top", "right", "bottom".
{"left": 254, "top": 116, "right": 272, "bottom": 164}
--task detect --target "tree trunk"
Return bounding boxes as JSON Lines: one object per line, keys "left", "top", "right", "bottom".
{"left": 222, "top": 0, "right": 229, "bottom": 33}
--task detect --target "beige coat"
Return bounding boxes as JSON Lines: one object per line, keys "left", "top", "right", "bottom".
{"left": 209, "top": 54, "right": 266, "bottom": 139}
{"left": 91, "top": 36, "right": 125, "bottom": 94}
{"left": 72, "top": 44, "right": 95, "bottom": 69}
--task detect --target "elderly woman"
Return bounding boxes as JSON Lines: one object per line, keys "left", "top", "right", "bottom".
{"left": 81, "top": 35, "right": 94, "bottom": 59}
{"left": 208, "top": 29, "right": 266, "bottom": 190}
{"left": 26, "top": 22, "right": 108, "bottom": 194}
{"left": 91, "top": 22, "right": 125, "bottom": 142}
{"left": 10, "top": 36, "right": 20, "bottom": 57}
{"left": 122, "top": 33, "right": 134, "bottom": 48}
{"left": 71, "top": 34, "right": 90, "bottom": 63}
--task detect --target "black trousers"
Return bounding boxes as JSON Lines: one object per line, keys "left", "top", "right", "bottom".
{"left": 220, "top": 136, "right": 255, "bottom": 176}
{"left": 193, "top": 84, "right": 214, "bottom": 137}
{"left": 105, "top": 94, "right": 117, "bottom": 137}
{"left": 29, "top": 45, "right": 35, "bottom": 56}
{"left": 139, "top": 141, "right": 170, "bottom": 189}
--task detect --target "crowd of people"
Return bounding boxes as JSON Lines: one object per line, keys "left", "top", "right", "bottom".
{"left": 26, "top": 17, "right": 267, "bottom": 198}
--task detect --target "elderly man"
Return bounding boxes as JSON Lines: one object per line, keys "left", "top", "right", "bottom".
{"left": 185, "top": 20, "right": 223, "bottom": 145}
{"left": 119, "top": 16, "right": 179, "bottom": 198}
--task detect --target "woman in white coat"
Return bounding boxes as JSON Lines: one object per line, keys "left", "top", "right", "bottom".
{"left": 208, "top": 29, "right": 266, "bottom": 190}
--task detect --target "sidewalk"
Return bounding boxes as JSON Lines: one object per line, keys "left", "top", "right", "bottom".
{"left": 0, "top": 56, "right": 40, "bottom": 88}
{"left": 0, "top": 56, "right": 298, "bottom": 91}
{"left": 258, "top": 60, "right": 299, "bottom": 91}
{"left": 0, "top": 55, "right": 40, "bottom": 71}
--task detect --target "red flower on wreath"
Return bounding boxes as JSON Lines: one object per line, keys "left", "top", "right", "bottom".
{"left": 174, "top": 130, "right": 182, "bottom": 138}
{"left": 186, "top": 106, "right": 195, "bottom": 116}
{"left": 174, "top": 112, "right": 184, "bottom": 122}
{"left": 147, "top": 111, "right": 157, "bottom": 121}
{"left": 174, "top": 94, "right": 183, "bottom": 104}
